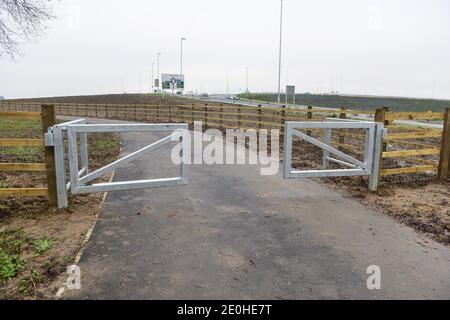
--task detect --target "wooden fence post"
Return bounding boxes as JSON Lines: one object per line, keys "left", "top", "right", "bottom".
{"left": 204, "top": 104, "right": 208, "bottom": 131}
{"left": 375, "top": 107, "right": 389, "bottom": 152}
{"left": 237, "top": 105, "right": 242, "bottom": 128}
{"left": 307, "top": 105, "right": 313, "bottom": 136}
{"left": 438, "top": 108, "right": 450, "bottom": 180}
{"left": 41, "top": 105, "right": 57, "bottom": 207}
{"left": 280, "top": 105, "right": 286, "bottom": 146}
{"left": 339, "top": 106, "right": 347, "bottom": 145}
{"left": 181, "top": 105, "right": 185, "bottom": 123}
{"left": 220, "top": 104, "right": 223, "bottom": 129}
{"left": 258, "top": 105, "right": 262, "bottom": 131}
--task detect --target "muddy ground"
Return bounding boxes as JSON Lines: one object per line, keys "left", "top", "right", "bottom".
{"left": 3, "top": 93, "right": 199, "bottom": 106}
{"left": 0, "top": 118, "right": 120, "bottom": 299}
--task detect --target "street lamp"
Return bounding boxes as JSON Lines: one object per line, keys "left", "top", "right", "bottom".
{"left": 277, "top": 0, "right": 284, "bottom": 104}
{"left": 151, "top": 62, "right": 154, "bottom": 92}
{"left": 180, "top": 37, "right": 187, "bottom": 75}
{"left": 246, "top": 67, "right": 249, "bottom": 93}
{"left": 157, "top": 52, "right": 162, "bottom": 91}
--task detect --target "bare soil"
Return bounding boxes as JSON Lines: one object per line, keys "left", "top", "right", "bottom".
{"left": 0, "top": 125, "right": 120, "bottom": 299}
{"left": 4, "top": 93, "right": 199, "bottom": 106}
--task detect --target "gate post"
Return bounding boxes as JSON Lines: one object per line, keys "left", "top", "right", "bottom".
{"left": 204, "top": 104, "right": 208, "bottom": 131}
{"left": 220, "top": 104, "right": 223, "bottom": 129}
{"left": 258, "top": 105, "right": 262, "bottom": 131}
{"left": 438, "top": 108, "right": 450, "bottom": 180}
{"left": 306, "top": 105, "right": 313, "bottom": 135}
{"left": 338, "top": 106, "right": 347, "bottom": 146}
{"left": 41, "top": 105, "right": 58, "bottom": 206}
{"left": 237, "top": 105, "right": 242, "bottom": 128}
{"left": 280, "top": 105, "right": 286, "bottom": 147}
{"left": 368, "top": 122, "right": 385, "bottom": 192}
{"left": 372, "top": 108, "right": 388, "bottom": 193}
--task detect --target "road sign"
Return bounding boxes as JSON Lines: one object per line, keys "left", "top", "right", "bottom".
{"left": 286, "top": 85, "right": 295, "bottom": 94}
{"left": 162, "top": 74, "right": 185, "bottom": 91}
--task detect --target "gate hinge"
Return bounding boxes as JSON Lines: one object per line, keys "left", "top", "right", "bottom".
{"left": 44, "top": 129, "right": 55, "bottom": 146}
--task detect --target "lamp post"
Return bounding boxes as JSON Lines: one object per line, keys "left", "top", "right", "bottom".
{"left": 157, "top": 52, "right": 161, "bottom": 91}
{"left": 151, "top": 62, "right": 154, "bottom": 92}
{"left": 277, "top": 0, "right": 284, "bottom": 104}
{"left": 246, "top": 67, "right": 249, "bottom": 93}
{"left": 180, "top": 37, "right": 187, "bottom": 75}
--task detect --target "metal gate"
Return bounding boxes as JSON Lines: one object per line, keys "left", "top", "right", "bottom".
{"left": 45, "top": 119, "right": 189, "bottom": 208}
{"left": 283, "top": 119, "right": 386, "bottom": 191}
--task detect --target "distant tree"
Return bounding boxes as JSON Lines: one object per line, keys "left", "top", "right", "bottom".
{"left": 0, "top": 0, "right": 54, "bottom": 57}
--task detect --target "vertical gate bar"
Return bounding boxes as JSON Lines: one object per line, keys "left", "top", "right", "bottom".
{"left": 180, "top": 127, "right": 190, "bottom": 182}
{"left": 53, "top": 126, "right": 68, "bottom": 208}
{"left": 369, "top": 123, "right": 384, "bottom": 192}
{"left": 79, "top": 132, "right": 89, "bottom": 176}
{"left": 283, "top": 123, "right": 293, "bottom": 178}
{"left": 67, "top": 128, "right": 80, "bottom": 193}
{"left": 322, "top": 128, "right": 332, "bottom": 168}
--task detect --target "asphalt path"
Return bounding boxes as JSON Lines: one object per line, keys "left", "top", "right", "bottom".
{"left": 67, "top": 119, "right": 450, "bottom": 299}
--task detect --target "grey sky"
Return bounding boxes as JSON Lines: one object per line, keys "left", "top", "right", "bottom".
{"left": 1, "top": 0, "right": 450, "bottom": 99}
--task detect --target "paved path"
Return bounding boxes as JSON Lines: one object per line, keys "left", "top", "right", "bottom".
{"left": 69, "top": 122, "right": 450, "bottom": 299}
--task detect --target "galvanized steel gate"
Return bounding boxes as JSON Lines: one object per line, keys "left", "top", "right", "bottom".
{"left": 45, "top": 119, "right": 189, "bottom": 208}
{"left": 45, "top": 118, "right": 384, "bottom": 209}
{"left": 283, "top": 118, "right": 386, "bottom": 191}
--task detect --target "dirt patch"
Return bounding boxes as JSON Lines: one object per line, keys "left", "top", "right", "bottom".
{"left": 320, "top": 175, "right": 450, "bottom": 246}
{"left": 0, "top": 128, "right": 120, "bottom": 299}
{"left": 4, "top": 93, "right": 199, "bottom": 106}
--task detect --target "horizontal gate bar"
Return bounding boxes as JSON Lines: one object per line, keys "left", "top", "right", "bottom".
{"left": 289, "top": 168, "right": 368, "bottom": 178}
{"left": 73, "top": 177, "right": 187, "bottom": 194}
{"left": 67, "top": 123, "right": 187, "bottom": 133}
{"left": 287, "top": 121, "right": 374, "bottom": 129}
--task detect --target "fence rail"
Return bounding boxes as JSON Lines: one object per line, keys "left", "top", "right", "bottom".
{"left": 1, "top": 102, "right": 449, "bottom": 190}
{"left": 0, "top": 106, "right": 56, "bottom": 200}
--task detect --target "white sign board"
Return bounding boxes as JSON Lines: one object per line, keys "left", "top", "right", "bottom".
{"left": 162, "top": 74, "right": 185, "bottom": 90}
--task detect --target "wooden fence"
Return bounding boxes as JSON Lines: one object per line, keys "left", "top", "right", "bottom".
{"left": 1, "top": 102, "right": 449, "bottom": 190}
{"left": 375, "top": 108, "right": 449, "bottom": 181}
{"left": 0, "top": 106, "right": 57, "bottom": 204}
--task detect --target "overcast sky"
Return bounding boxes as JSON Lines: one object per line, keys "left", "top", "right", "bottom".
{"left": 1, "top": 0, "right": 450, "bottom": 99}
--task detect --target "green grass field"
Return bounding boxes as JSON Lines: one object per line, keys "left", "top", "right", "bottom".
{"left": 238, "top": 93, "right": 450, "bottom": 113}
